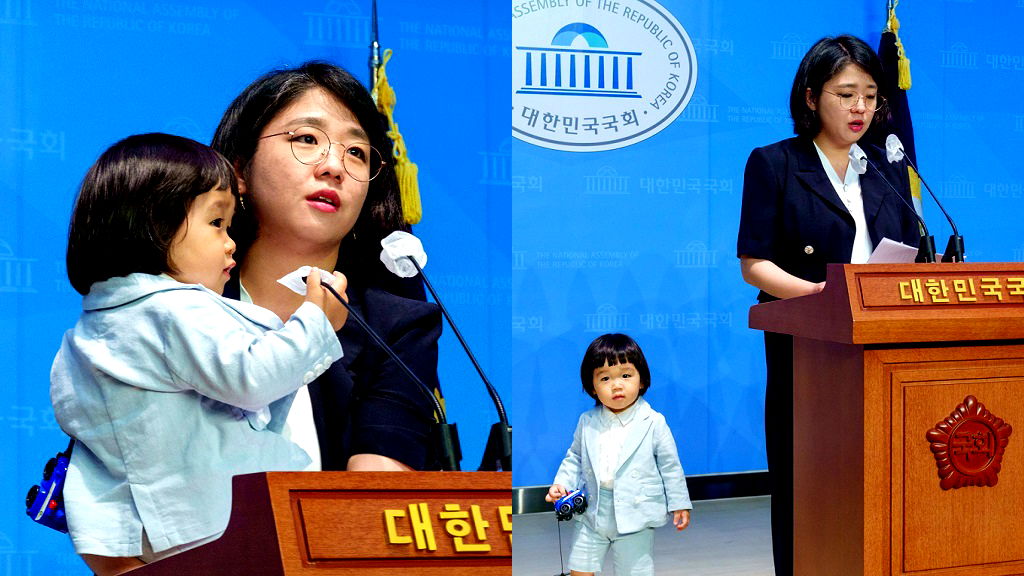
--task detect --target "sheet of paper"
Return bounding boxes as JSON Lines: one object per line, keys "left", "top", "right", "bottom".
{"left": 867, "top": 237, "right": 919, "bottom": 264}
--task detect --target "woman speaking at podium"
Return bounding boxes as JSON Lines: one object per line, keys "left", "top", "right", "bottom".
{"left": 212, "top": 61, "right": 444, "bottom": 473}
{"left": 735, "top": 35, "right": 919, "bottom": 576}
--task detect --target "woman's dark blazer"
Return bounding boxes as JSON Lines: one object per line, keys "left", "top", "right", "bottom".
{"left": 223, "top": 277, "right": 443, "bottom": 471}
{"left": 737, "top": 136, "right": 922, "bottom": 302}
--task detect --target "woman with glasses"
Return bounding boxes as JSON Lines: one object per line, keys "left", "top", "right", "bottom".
{"left": 212, "top": 61, "right": 443, "bottom": 472}
{"left": 735, "top": 35, "right": 920, "bottom": 576}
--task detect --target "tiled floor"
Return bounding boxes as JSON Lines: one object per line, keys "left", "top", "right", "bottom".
{"left": 513, "top": 496, "right": 775, "bottom": 575}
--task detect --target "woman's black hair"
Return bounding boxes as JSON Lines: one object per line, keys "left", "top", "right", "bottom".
{"left": 580, "top": 333, "right": 651, "bottom": 400}
{"left": 66, "top": 133, "right": 237, "bottom": 295}
{"left": 790, "top": 34, "right": 888, "bottom": 138}
{"left": 211, "top": 60, "right": 416, "bottom": 296}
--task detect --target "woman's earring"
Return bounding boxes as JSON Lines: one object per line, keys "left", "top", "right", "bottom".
{"left": 238, "top": 195, "right": 247, "bottom": 211}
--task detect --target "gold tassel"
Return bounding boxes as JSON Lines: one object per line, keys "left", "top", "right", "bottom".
{"left": 887, "top": 0, "right": 912, "bottom": 90}
{"left": 397, "top": 156, "right": 422, "bottom": 225}
{"left": 375, "top": 49, "right": 423, "bottom": 225}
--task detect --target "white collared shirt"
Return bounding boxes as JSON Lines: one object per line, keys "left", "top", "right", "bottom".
{"left": 240, "top": 281, "right": 322, "bottom": 471}
{"left": 813, "top": 142, "right": 873, "bottom": 264}
{"left": 596, "top": 400, "right": 641, "bottom": 489}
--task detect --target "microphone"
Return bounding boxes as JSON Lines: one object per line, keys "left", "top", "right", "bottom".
{"left": 380, "top": 232, "right": 511, "bottom": 472}
{"left": 858, "top": 144, "right": 937, "bottom": 263}
{"left": 287, "top": 267, "right": 462, "bottom": 471}
{"left": 886, "top": 134, "right": 965, "bottom": 262}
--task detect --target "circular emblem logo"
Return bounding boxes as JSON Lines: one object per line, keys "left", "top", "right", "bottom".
{"left": 926, "top": 395, "right": 1013, "bottom": 490}
{"left": 949, "top": 419, "right": 995, "bottom": 475}
{"left": 512, "top": 0, "right": 698, "bottom": 152}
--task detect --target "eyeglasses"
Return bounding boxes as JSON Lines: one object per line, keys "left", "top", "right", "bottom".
{"left": 821, "top": 90, "right": 886, "bottom": 112}
{"left": 259, "top": 125, "right": 385, "bottom": 182}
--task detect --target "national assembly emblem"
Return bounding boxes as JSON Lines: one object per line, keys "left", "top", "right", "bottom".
{"left": 926, "top": 395, "right": 1012, "bottom": 490}
{"left": 511, "top": 0, "right": 698, "bottom": 152}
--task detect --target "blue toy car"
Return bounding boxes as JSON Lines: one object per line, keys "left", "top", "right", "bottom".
{"left": 554, "top": 487, "right": 588, "bottom": 521}
{"left": 25, "top": 441, "right": 73, "bottom": 533}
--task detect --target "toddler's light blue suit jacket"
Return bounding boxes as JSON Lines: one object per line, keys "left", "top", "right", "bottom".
{"left": 51, "top": 273, "right": 341, "bottom": 557}
{"left": 554, "top": 397, "right": 691, "bottom": 535}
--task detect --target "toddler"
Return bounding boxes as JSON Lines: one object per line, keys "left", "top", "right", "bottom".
{"left": 547, "top": 333, "right": 692, "bottom": 575}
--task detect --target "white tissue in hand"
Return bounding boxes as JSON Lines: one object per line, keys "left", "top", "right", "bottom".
{"left": 848, "top": 143, "right": 867, "bottom": 175}
{"left": 885, "top": 133, "right": 905, "bottom": 163}
{"left": 380, "top": 231, "right": 427, "bottom": 278}
{"left": 277, "top": 265, "right": 315, "bottom": 296}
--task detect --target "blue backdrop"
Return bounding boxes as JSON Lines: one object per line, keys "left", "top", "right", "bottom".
{"left": 2, "top": 1, "right": 508, "bottom": 572}
{"left": 511, "top": 0, "right": 1024, "bottom": 489}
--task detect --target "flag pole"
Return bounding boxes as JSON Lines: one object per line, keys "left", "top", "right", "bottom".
{"left": 369, "top": 0, "right": 381, "bottom": 104}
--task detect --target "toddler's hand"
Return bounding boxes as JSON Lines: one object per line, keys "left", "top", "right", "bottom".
{"left": 672, "top": 509, "right": 691, "bottom": 531}
{"left": 545, "top": 484, "right": 567, "bottom": 503}
{"left": 304, "top": 268, "right": 349, "bottom": 332}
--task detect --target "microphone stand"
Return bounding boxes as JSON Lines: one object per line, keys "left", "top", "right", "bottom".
{"left": 902, "top": 155, "right": 965, "bottom": 262}
{"left": 866, "top": 157, "right": 936, "bottom": 263}
{"left": 915, "top": 235, "right": 938, "bottom": 264}
{"left": 320, "top": 281, "right": 462, "bottom": 471}
{"left": 405, "top": 257, "right": 511, "bottom": 472}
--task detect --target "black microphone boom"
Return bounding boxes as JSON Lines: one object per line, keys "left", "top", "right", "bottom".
{"left": 865, "top": 156, "right": 936, "bottom": 263}
{"left": 319, "top": 280, "right": 462, "bottom": 471}
{"left": 404, "top": 257, "right": 511, "bottom": 472}
{"left": 901, "top": 155, "right": 965, "bottom": 262}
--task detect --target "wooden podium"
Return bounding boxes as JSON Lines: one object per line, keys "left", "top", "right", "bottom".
{"left": 129, "top": 471, "right": 511, "bottom": 575}
{"left": 750, "top": 263, "right": 1024, "bottom": 576}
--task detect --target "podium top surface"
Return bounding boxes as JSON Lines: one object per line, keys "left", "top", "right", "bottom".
{"left": 748, "top": 263, "right": 1024, "bottom": 345}
{"left": 128, "top": 471, "right": 512, "bottom": 576}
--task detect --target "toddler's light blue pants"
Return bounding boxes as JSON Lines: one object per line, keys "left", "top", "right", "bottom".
{"left": 568, "top": 488, "right": 655, "bottom": 574}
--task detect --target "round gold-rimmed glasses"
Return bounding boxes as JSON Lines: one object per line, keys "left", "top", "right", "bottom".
{"left": 820, "top": 89, "right": 886, "bottom": 112}
{"left": 259, "top": 125, "right": 385, "bottom": 182}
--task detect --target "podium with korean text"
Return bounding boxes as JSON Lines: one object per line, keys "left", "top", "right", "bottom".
{"left": 750, "top": 263, "right": 1024, "bottom": 576}
{"left": 129, "top": 471, "right": 512, "bottom": 576}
